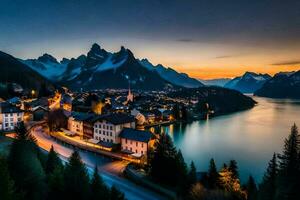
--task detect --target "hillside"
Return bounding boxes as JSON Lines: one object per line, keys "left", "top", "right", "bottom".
{"left": 254, "top": 71, "right": 300, "bottom": 98}
{"left": 224, "top": 72, "right": 271, "bottom": 93}
{"left": 0, "top": 51, "right": 52, "bottom": 97}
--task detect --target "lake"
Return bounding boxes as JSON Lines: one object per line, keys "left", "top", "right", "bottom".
{"left": 151, "top": 96, "right": 300, "bottom": 183}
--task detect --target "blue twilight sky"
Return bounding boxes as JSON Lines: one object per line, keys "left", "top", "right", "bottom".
{"left": 1, "top": 0, "right": 300, "bottom": 79}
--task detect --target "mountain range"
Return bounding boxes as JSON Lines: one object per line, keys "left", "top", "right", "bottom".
{"left": 199, "top": 78, "right": 231, "bottom": 87}
{"left": 0, "top": 51, "right": 52, "bottom": 96}
{"left": 224, "top": 72, "right": 271, "bottom": 93}
{"left": 254, "top": 71, "right": 300, "bottom": 98}
{"left": 21, "top": 43, "right": 204, "bottom": 90}
{"left": 1, "top": 43, "right": 299, "bottom": 99}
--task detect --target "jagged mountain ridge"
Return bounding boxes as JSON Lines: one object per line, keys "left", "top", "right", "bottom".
{"left": 22, "top": 43, "right": 204, "bottom": 90}
{"left": 60, "top": 45, "right": 171, "bottom": 90}
{"left": 199, "top": 78, "right": 231, "bottom": 87}
{"left": 254, "top": 70, "right": 300, "bottom": 98}
{"left": 138, "top": 58, "right": 203, "bottom": 88}
{"left": 0, "top": 51, "right": 53, "bottom": 93}
{"left": 224, "top": 72, "right": 271, "bottom": 93}
{"left": 21, "top": 53, "right": 70, "bottom": 81}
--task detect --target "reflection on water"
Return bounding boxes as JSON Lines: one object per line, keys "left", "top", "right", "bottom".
{"left": 152, "top": 96, "right": 300, "bottom": 183}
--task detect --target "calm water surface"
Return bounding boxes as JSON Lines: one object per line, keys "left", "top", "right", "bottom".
{"left": 153, "top": 96, "right": 300, "bottom": 183}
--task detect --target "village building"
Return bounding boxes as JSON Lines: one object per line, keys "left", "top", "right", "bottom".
{"left": 0, "top": 102, "right": 24, "bottom": 131}
{"left": 32, "top": 106, "right": 49, "bottom": 121}
{"left": 68, "top": 112, "right": 94, "bottom": 138}
{"left": 60, "top": 93, "right": 72, "bottom": 112}
{"left": 127, "top": 86, "right": 134, "bottom": 103}
{"left": 119, "top": 128, "right": 154, "bottom": 157}
{"left": 93, "top": 113, "right": 135, "bottom": 144}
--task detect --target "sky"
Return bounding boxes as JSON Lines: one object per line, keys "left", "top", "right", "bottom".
{"left": 0, "top": 0, "right": 300, "bottom": 79}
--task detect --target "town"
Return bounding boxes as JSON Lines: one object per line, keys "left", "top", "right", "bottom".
{"left": 0, "top": 84, "right": 209, "bottom": 164}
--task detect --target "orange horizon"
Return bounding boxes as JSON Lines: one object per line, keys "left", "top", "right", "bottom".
{"left": 172, "top": 65, "right": 300, "bottom": 80}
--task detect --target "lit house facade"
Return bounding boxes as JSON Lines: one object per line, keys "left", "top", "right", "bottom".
{"left": 0, "top": 102, "right": 24, "bottom": 131}
{"left": 119, "top": 128, "right": 154, "bottom": 156}
{"left": 68, "top": 112, "right": 94, "bottom": 138}
{"left": 93, "top": 113, "right": 135, "bottom": 144}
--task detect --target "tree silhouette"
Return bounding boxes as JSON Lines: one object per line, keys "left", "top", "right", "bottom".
{"left": 258, "top": 153, "right": 278, "bottom": 200}
{"left": 64, "top": 151, "right": 90, "bottom": 200}
{"left": 275, "top": 124, "right": 300, "bottom": 200}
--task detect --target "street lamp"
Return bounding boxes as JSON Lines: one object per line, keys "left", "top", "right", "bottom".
{"left": 31, "top": 90, "right": 36, "bottom": 98}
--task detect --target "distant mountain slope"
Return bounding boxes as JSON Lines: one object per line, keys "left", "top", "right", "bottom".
{"left": 168, "top": 86, "right": 256, "bottom": 116}
{"left": 224, "top": 72, "right": 271, "bottom": 93}
{"left": 22, "top": 43, "right": 203, "bottom": 90}
{"left": 200, "top": 78, "right": 231, "bottom": 87}
{"left": 59, "top": 44, "right": 173, "bottom": 90}
{"left": 254, "top": 71, "right": 300, "bottom": 98}
{"left": 0, "top": 51, "right": 52, "bottom": 92}
{"left": 138, "top": 58, "right": 203, "bottom": 88}
{"left": 21, "top": 54, "right": 69, "bottom": 81}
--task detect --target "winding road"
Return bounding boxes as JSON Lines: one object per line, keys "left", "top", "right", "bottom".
{"left": 30, "top": 126, "right": 166, "bottom": 200}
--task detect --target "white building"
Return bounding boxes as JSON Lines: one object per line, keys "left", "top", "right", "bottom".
{"left": 93, "top": 113, "right": 135, "bottom": 144}
{"left": 0, "top": 102, "right": 24, "bottom": 131}
{"left": 119, "top": 128, "right": 154, "bottom": 156}
{"left": 68, "top": 112, "right": 93, "bottom": 138}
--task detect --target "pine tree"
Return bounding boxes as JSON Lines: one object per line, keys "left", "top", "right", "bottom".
{"left": 218, "top": 166, "right": 245, "bottom": 199}
{"left": 15, "top": 121, "right": 37, "bottom": 143}
{"left": 207, "top": 158, "right": 219, "bottom": 189}
{"left": 45, "top": 145, "right": 62, "bottom": 174}
{"left": 47, "top": 166, "right": 65, "bottom": 200}
{"left": 229, "top": 160, "right": 239, "bottom": 179}
{"left": 149, "top": 133, "right": 178, "bottom": 185}
{"left": 9, "top": 122, "right": 47, "bottom": 200}
{"left": 175, "top": 150, "right": 189, "bottom": 197}
{"left": 275, "top": 124, "right": 300, "bottom": 200}
{"left": 246, "top": 175, "right": 258, "bottom": 200}
{"left": 90, "top": 166, "right": 110, "bottom": 200}
{"left": 64, "top": 151, "right": 90, "bottom": 200}
{"left": 110, "top": 185, "right": 125, "bottom": 200}
{"left": 188, "top": 161, "right": 197, "bottom": 186}
{"left": 258, "top": 153, "right": 278, "bottom": 200}
{"left": 0, "top": 156, "right": 15, "bottom": 200}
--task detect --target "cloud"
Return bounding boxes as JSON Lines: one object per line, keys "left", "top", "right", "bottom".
{"left": 271, "top": 60, "right": 300, "bottom": 66}
{"left": 215, "top": 55, "right": 234, "bottom": 59}
{"left": 176, "top": 38, "right": 194, "bottom": 43}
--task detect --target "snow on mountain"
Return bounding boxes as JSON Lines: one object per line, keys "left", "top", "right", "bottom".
{"left": 138, "top": 58, "right": 203, "bottom": 88}
{"left": 224, "top": 72, "right": 271, "bottom": 93}
{"left": 95, "top": 54, "right": 128, "bottom": 73}
{"left": 255, "top": 70, "right": 300, "bottom": 98}
{"left": 21, "top": 53, "right": 69, "bottom": 81}
{"left": 200, "top": 78, "right": 231, "bottom": 87}
{"left": 22, "top": 43, "right": 203, "bottom": 90}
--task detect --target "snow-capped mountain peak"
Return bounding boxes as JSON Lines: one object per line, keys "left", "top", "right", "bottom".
{"left": 138, "top": 58, "right": 203, "bottom": 88}
{"left": 224, "top": 72, "right": 271, "bottom": 93}
{"left": 37, "top": 53, "right": 59, "bottom": 64}
{"left": 22, "top": 43, "right": 204, "bottom": 90}
{"left": 21, "top": 53, "right": 69, "bottom": 81}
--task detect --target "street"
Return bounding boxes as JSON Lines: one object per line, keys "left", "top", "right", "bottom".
{"left": 31, "top": 127, "right": 166, "bottom": 200}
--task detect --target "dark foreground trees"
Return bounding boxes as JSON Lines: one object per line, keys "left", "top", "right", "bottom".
{"left": 257, "top": 123, "right": 300, "bottom": 200}
{"left": 149, "top": 133, "right": 197, "bottom": 198}
{"left": 1, "top": 122, "right": 125, "bottom": 200}
{"left": 0, "top": 155, "right": 15, "bottom": 200}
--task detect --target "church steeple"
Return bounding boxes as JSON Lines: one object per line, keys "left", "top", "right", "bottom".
{"left": 127, "top": 83, "right": 134, "bottom": 102}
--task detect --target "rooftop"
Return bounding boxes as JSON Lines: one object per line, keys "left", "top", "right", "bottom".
{"left": 0, "top": 102, "right": 23, "bottom": 113}
{"left": 119, "top": 128, "right": 153, "bottom": 143}
{"left": 91, "top": 113, "right": 135, "bottom": 125}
